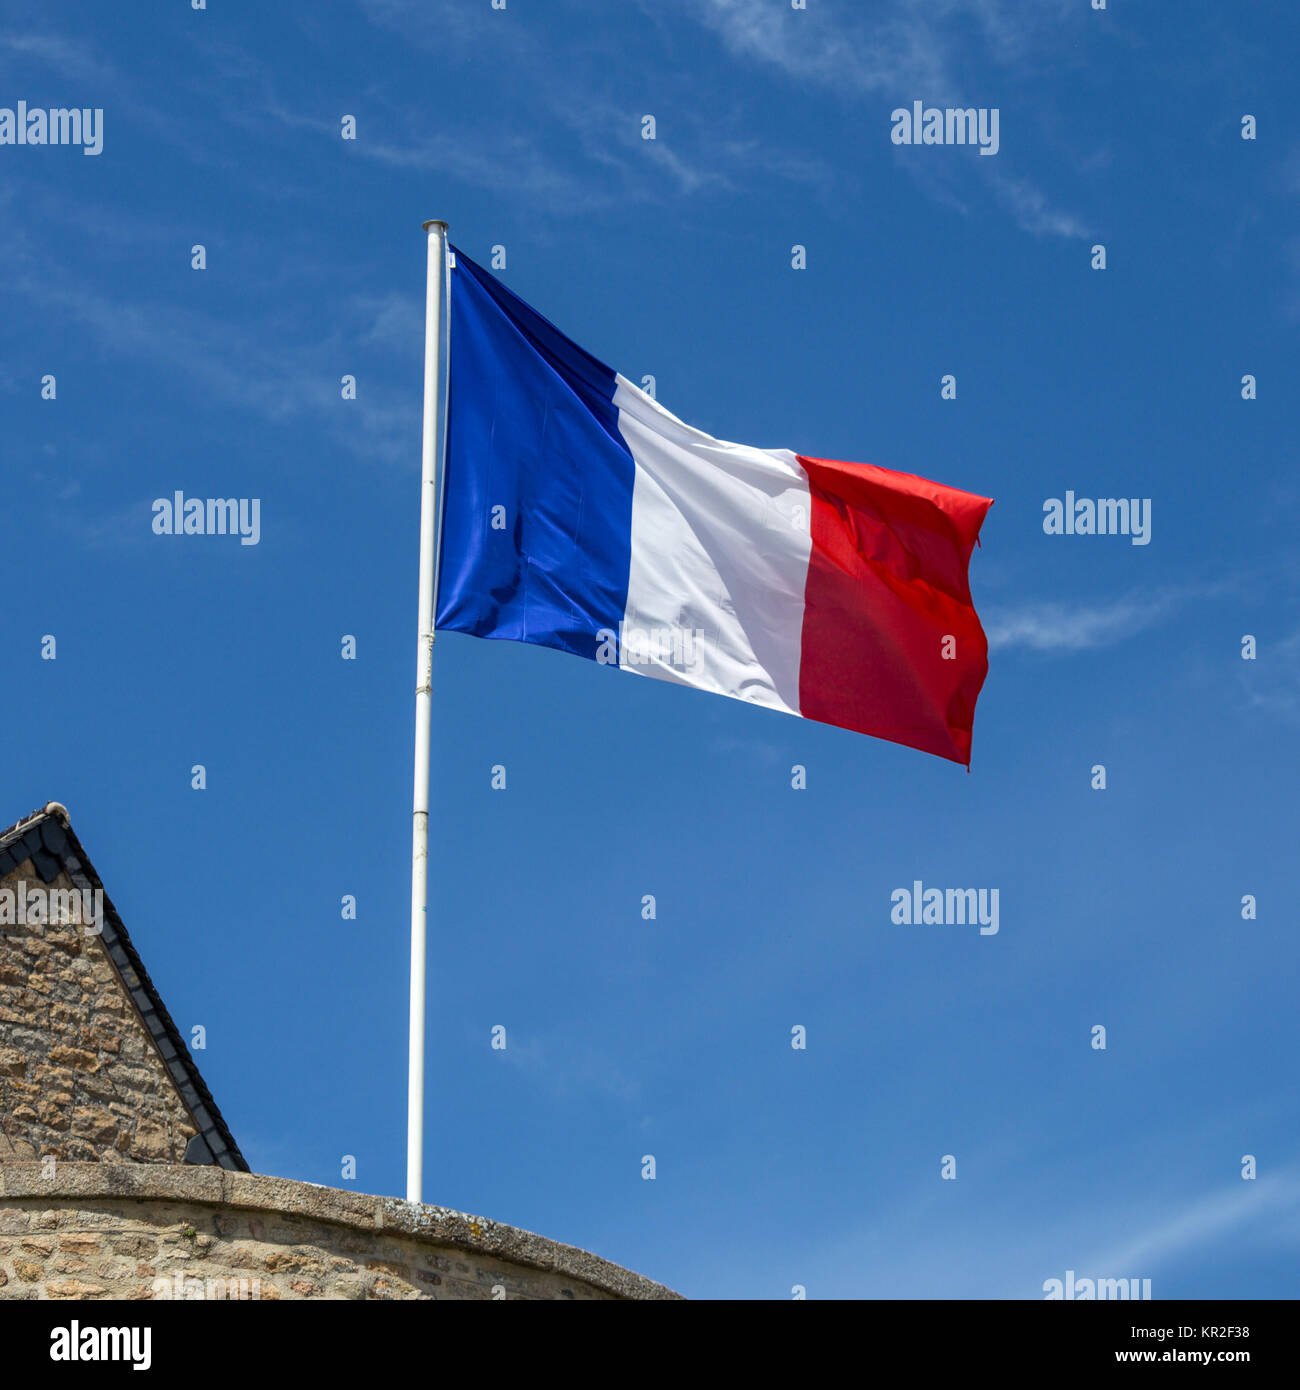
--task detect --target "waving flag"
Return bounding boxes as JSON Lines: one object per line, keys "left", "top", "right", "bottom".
{"left": 436, "top": 248, "right": 993, "bottom": 765}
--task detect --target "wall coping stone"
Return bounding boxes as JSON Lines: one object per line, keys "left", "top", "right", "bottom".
{"left": 0, "top": 1162, "right": 681, "bottom": 1300}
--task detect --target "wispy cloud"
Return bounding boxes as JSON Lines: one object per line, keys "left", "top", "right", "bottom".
{"left": 253, "top": 65, "right": 722, "bottom": 213}
{"left": 1091, "top": 1168, "right": 1300, "bottom": 1277}
{"left": 985, "top": 593, "right": 1179, "bottom": 652}
{"left": 985, "top": 570, "right": 1282, "bottom": 655}
{"left": 352, "top": 291, "right": 424, "bottom": 354}
{"left": 359, "top": 0, "right": 533, "bottom": 54}
{"left": 351, "top": 0, "right": 844, "bottom": 210}
{"left": 0, "top": 25, "right": 193, "bottom": 152}
{"left": 0, "top": 29, "right": 116, "bottom": 84}
{"left": 1241, "top": 627, "right": 1300, "bottom": 720}
{"left": 3, "top": 236, "right": 418, "bottom": 467}
{"left": 691, "top": 0, "right": 1079, "bottom": 97}
{"left": 990, "top": 170, "right": 1090, "bottom": 239}
{"left": 689, "top": 0, "right": 949, "bottom": 95}
{"left": 686, "top": 0, "right": 1091, "bottom": 238}
{"left": 496, "top": 1026, "right": 641, "bottom": 1106}
{"left": 731, "top": 1143, "right": 1300, "bottom": 1299}
{"left": 367, "top": 128, "right": 624, "bottom": 209}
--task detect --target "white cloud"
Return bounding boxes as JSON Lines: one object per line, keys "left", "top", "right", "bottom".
{"left": 695, "top": 1145, "right": 1300, "bottom": 1299}
{"left": 2, "top": 236, "right": 418, "bottom": 467}
{"left": 1241, "top": 627, "right": 1300, "bottom": 720}
{"left": 691, "top": 0, "right": 948, "bottom": 96}
{"left": 985, "top": 595, "right": 1174, "bottom": 652}
{"left": 982, "top": 564, "right": 1273, "bottom": 654}
{"left": 1091, "top": 1169, "right": 1300, "bottom": 1277}
{"left": 0, "top": 29, "right": 115, "bottom": 83}
{"left": 990, "top": 170, "right": 1090, "bottom": 239}
{"left": 689, "top": 0, "right": 1091, "bottom": 238}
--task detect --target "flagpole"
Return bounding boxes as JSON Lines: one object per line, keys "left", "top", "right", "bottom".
{"left": 408, "top": 217, "right": 449, "bottom": 1205}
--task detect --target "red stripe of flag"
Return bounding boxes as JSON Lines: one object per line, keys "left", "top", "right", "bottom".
{"left": 796, "top": 455, "right": 994, "bottom": 766}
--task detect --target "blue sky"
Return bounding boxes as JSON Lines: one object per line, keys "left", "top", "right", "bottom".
{"left": 2, "top": 0, "right": 1298, "bottom": 1299}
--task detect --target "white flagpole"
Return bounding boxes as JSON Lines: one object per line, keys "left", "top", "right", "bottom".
{"left": 408, "top": 218, "right": 449, "bottom": 1204}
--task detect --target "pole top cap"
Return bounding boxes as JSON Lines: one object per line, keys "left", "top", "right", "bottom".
{"left": 422, "top": 219, "right": 449, "bottom": 233}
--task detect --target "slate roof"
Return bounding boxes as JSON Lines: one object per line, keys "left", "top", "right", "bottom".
{"left": 0, "top": 803, "right": 248, "bottom": 1172}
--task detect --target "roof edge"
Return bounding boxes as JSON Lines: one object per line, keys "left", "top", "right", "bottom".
{"left": 0, "top": 805, "right": 249, "bottom": 1173}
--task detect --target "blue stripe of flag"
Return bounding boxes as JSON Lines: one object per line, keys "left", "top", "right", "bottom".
{"left": 435, "top": 247, "right": 635, "bottom": 664}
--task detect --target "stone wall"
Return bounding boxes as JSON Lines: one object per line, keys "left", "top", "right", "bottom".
{"left": 0, "top": 1164, "right": 680, "bottom": 1300}
{"left": 0, "top": 862, "right": 197, "bottom": 1165}
{"left": 0, "top": 813, "right": 676, "bottom": 1302}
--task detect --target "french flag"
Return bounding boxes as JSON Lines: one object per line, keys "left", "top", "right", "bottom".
{"left": 436, "top": 249, "right": 994, "bottom": 765}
